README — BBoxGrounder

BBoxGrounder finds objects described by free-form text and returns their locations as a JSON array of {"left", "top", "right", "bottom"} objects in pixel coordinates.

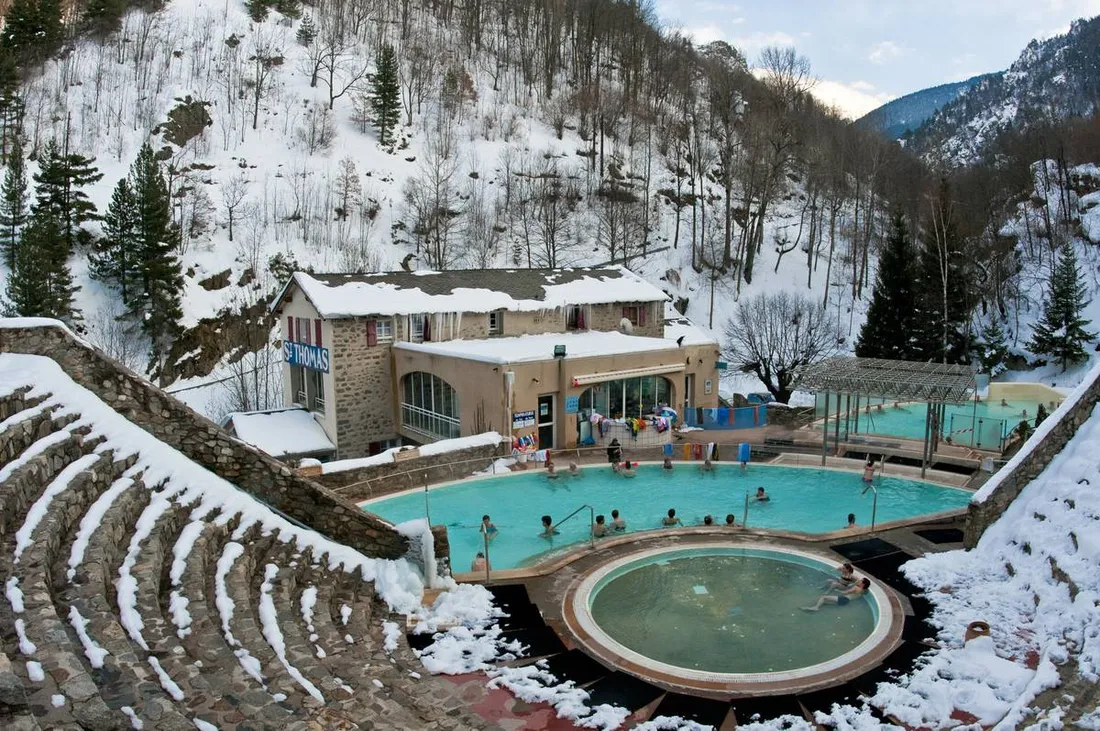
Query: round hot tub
[{"left": 565, "top": 544, "right": 899, "bottom": 692}]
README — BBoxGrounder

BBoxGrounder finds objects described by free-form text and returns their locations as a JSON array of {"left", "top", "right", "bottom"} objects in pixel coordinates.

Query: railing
[
  {"left": 551, "top": 504, "right": 597, "bottom": 549},
  {"left": 400, "top": 402, "right": 461, "bottom": 440},
  {"left": 682, "top": 405, "right": 769, "bottom": 430}
]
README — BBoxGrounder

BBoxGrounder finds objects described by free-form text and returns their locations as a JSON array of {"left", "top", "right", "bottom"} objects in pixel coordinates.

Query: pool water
[
  {"left": 842, "top": 399, "right": 1043, "bottom": 445},
  {"left": 364, "top": 464, "right": 971, "bottom": 570},
  {"left": 588, "top": 549, "right": 876, "bottom": 674}
]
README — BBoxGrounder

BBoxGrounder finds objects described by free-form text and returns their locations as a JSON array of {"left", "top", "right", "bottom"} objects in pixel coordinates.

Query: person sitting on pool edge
[
  {"left": 662, "top": 508, "right": 682, "bottom": 527},
  {"left": 592, "top": 514, "right": 610, "bottom": 537},
  {"left": 539, "top": 514, "right": 559, "bottom": 538},
  {"left": 845, "top": 513, "right": 857, "bottom": 529},
  {"left": 611, "top": 509, "right": 626, "bottom": 531},
  {"left": 480, "top": 515, "right": 498, "bottom": 540},
  {"left": 802, "top": 578, "right": 871, "bottom": 611},
  {"left": 621, "top": 460, "right": 636, "bottom": 477},
  {"left": 662, "top": 456, "right": 673, "bottom": 470},
  {"left": 754, "top": 487, "right": 770, "bottom": 502},
  {"left": 825, "top": 562, "right": 857, "bottom": 590},
  {"left": 725, "top": 514, "right": 737, "bottom": 527}
]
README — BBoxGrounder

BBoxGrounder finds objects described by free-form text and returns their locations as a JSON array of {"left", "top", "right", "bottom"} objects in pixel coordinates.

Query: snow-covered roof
[
  {"left": 394, "top": 331, "right": 682, "bottom": 365},
  {"left": 223, "top": 407, "right": 336, "bottom": 458},
  {"left": 664, "top": 316, "right": 718, "bottom": 347},
  {"left": 273, "top": 267, "right": 670, "bottom": 319},
  {"left": 326, "top": 432, "right": 505, "bottom": 475}
]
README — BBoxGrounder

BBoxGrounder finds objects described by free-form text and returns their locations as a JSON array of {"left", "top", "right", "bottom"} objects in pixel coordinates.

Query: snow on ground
[
  {"left": 259, "top": 563, "right": 325, "bottom": 702},
  {"left": 322, "top": 432, "right": 504, "bottom": 474}
]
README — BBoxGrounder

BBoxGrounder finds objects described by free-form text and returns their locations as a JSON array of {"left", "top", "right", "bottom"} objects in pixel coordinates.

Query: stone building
[{"left": 271, "top": 267, "right": 721, "bottom": 459}]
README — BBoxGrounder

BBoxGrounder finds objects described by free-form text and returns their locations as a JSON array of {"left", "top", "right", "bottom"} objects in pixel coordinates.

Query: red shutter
[
  {"left": 577, "top": 307, "right": 586, "bottom": 330},
  {"left": 640, "top": 305, "right": 647, "bottom": 326},
  {"left": 303, "top": 318, "right": 311, "bottom": 345},
  {"left": 286, "top": 316, "right": 293, "bottom": 343},
  {"left": 314, "top": 319, "right": 322, "bottom": 347},
  {"left": 366, "top": 320, "right": 377, "bottom": 346}
]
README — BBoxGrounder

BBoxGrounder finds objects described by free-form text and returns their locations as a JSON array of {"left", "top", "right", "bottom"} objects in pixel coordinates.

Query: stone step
[{"left": 0, "top": 427, "right": 89, "bottom": 538}]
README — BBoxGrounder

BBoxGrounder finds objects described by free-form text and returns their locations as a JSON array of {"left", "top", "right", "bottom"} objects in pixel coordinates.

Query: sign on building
[
  {"left": 284, "top": 341, "right": 331, "bottom": 373},
  {"left": 564, "top": 395, "right": 580, "bottom": 414},
  {"left": 513, "top": 410, "right": 536, "bottom": 429}
]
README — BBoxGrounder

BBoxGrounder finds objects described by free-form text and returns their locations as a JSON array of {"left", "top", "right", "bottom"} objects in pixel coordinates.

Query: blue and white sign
[
  {"left": 564, "top": 395, "right": 580, "bottom": 414},
  {"left": 283, "top": 341, "right": 331, "bottom": 373},
  {"left": 513, "top": 410, "right": 536, "bottom": 429}
]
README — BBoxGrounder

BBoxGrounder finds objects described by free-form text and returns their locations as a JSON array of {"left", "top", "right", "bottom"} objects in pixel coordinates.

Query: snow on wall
[{"left": 321, "top": 432, "right": 505, "bottom": 475}]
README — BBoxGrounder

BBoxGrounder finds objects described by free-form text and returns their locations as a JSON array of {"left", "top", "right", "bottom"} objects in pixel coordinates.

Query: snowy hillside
[
  {"left": 856, "top": 74, "right": 990, "bottom": 140},
  {"left": 910, "top": 16, "right": 1100, "bottom": 165}
]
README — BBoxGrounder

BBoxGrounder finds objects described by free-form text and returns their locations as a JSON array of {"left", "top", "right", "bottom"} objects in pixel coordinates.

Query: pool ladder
[{"left": 479, "top": 504, "right": 595, "bottom": 583}]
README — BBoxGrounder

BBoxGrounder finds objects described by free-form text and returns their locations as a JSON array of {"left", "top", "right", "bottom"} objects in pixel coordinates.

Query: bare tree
[
  {"left": 721, "top": 291, "right": 837, "bottom": 403},
  {"left": 403, "top": 130, "right": 462, "bottom": 269},
  {"left": 221, "top": 171, "right": 250, "bottom": 242},
  {"left": 332, "top": 157, "right": 362, "bottom": 221},
  {"left": 247, "top": 28, "right": 284, "bottom": 130},
  {"left": 316, "top": 19, "right": 371, "bottom": 110}
]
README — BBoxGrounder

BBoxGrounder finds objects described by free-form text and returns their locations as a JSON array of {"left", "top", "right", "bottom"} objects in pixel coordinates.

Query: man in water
[
  {"left": 701, "top": 515, "right": 714, "bottom": 526},
  {"left": 700, "top": 458, "right": 714, "bottom": 473},
  {"left": 825, "top": 563, "right": 857, "bottom": 590},
  {"left": 611, "top": 509, "right": 626, "bottom": 532},
  {"left": 662, "top": 457, "right": 674, "bottom": 470},
  {"left": 539, "top": 514, "right": 559, "bottom": 538},
  {"left": 725, "top": 514, "right": 737, "bottom": 527},
  {"left": 471, "top": 552, "right": 489, "bottom": 572},
  {"left": 568, "top": 462, "right": 580, "bottom": 476},
  {"left": 845, "top": 513, "right": 857, "bottom": 529},
  {"left": 802, "top": 578, "right": 871, "bottom": 611},
  {"left": 546, "top": 461, "right": 561, "bottom": 479},
  {"left": 592, "top": 514, "right": 610, "bottom": 537},
  {"left": 606, "top": 438, "right": 622, "bottom": 467},
  {"left": 479, "top": 515, "right": 498, "bottom": 541},
  {"left": 754, "top": 487, "right": 770, "bottom": 502},
  {"left": 662, "top": 508, "right": 682, "bottom": 527}
]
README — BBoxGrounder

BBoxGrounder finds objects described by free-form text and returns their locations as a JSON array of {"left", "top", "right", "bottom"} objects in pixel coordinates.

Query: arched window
[
  {"left": 401, "top": 372, "right": 460, "bottom": 440},
  {"left": 579, "top": 376, "right": 673, "bottom": 419}
]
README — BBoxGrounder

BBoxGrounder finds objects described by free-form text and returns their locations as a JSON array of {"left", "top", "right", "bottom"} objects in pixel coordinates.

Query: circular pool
[{"left": 566, "top": 544, "right": 896, "bottom": 690}]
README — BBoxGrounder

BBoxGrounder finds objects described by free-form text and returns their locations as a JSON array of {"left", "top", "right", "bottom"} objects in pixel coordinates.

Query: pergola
[{"left": 795, "top": 356, "right": 978, "bottom": 477}]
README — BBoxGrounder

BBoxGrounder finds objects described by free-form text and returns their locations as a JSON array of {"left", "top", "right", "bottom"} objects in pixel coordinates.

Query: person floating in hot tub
[
  {"left": 802, "top": 578, "right": 871, "bottom": 611},
  {"left": 479, "top": 515, "right": 498, "bottom": 541},
  {"left": 754, "top": 487, "right": 770, "bottom": 502}
]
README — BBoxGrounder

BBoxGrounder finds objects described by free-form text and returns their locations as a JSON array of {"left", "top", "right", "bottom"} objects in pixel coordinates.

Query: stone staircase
[{"left": 0, "top": 373, "right": 492, "bottom": 730}]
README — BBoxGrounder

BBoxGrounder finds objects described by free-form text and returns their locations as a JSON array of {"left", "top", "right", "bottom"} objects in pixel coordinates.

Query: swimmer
[
  {"left": 755, "top": 487, "right": 770, "bottom": 502},
  {"left": 471, "top": 552, "right": 489, "bottom": 572},
  {"left": 662, "top": 457, "right": 673, "bottom": 470},
  {"left": 725, "top": 514, "right": 737, "bottom": 527},
  {"left": 702, "top": 514, "right": 714, "bottom": 526},
  {"left": 1000, "top": 398, "right": 1008, "bottom": 408},
  {"left": 546, "top": 461, "right": 561, "bottom": 479},
  {"left": 621, "top": 460, "right": 636, "bottom": 477},
  {"left": 479, "top": 514, "right": 498, "bottom": 541},
  {"left": 539, "top": 514, "right": 559, "bottom": 538},
  {"left": 846, "top": 512, "right": 857, "bottom": 529},
  {"left": 611, "top": 509, "right": 626, "bottom": 531},
  {"left": 802, "top": 578, "right": 871, "bottom": 611},
  {"left": 1021, "top": 408, "right": 1028, "bottom": 419},
  {"left": 592, "top": 514, "right": 610, "bottom": 538},
  {"left": 825, "top": 562, "right": 857, "bottom": 590},
  {"left": 662, "top": 508, "right": 682, "bottom": 527},
  {"left": 568, "top": 461, "right": 580, "bottom": 476},
  {"left": 701, "top": 458, "right": 714, "bottom": 473},
  {"left": 876, "top": 403, "right": 884, "bottom": 412}
]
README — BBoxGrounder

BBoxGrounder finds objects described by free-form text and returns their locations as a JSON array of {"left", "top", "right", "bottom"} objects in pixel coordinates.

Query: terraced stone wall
[{"left": 0, "top": 323, "right": 409, "bottom": 560}]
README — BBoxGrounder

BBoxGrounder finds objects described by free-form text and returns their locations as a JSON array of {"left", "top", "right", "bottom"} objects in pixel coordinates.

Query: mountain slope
[
  {"left": 910, "top": 16, "right": 1100, "bottom": 165},
  {"left": 857, "top": 74, "right": 991, "bottom": 139}
]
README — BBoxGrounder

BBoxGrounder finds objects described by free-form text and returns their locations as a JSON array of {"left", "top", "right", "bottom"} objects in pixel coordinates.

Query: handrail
[
  {"left": 552, "top": 503, "right": 596, "bottom": 549},
  {"left": 861, "top": 481, "right": 879, "bottom": 531}
]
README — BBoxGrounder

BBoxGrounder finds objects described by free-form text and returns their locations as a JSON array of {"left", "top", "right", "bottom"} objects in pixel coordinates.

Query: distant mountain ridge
[
  {"left": 908, "top": 15, "right": 1100, "bottom": 166},
  {"left": 857, "top": 75, "right": 992, "bottom": 139}
]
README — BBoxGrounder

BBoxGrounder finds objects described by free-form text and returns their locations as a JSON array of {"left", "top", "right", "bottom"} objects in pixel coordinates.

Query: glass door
[{"left": 538, "top": 394, "right": 555, "bottom": 449}]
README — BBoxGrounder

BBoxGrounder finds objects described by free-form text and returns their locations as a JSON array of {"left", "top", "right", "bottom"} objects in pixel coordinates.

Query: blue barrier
[{"left": 683, "top": 405, "right": 769, "bottom": 430}]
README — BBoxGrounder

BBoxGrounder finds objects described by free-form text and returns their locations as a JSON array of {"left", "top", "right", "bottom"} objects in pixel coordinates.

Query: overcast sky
[{"left": 655, "top": 0, "right": 1100, "bottom": 119}]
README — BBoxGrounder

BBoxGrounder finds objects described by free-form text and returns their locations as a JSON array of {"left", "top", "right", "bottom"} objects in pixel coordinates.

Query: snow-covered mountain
[
  {"left": 857, "top": 74, "right": 991, "bottom": 140},
  {"left": 910, "top": 15, "right": 1100, "bottom": 166}
]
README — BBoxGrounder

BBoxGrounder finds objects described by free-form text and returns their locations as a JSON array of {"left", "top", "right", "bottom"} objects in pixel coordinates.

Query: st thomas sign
[{"left": 284, "top": 342, "right": 331, "bottom": 373}]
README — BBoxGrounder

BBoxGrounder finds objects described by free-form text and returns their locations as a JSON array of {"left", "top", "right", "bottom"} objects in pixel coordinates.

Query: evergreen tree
[
  {"left": 246, "top": 0, "right": 269, "bottom": 23},
  {"left": 855, "top": 212, "right": 920, "bottom": 360},
  {"left": 295, "top": 14, "right": 315, "bottom": 46},
  {"left": 83, "top": 0, "right": 128, "bottom": 35},
  {"left": 130, "top": 144, "right": 183, "bottom": 356},
  {"left": 90, "top": 176, "right": 140, "bottom": 307},
  {"left": 370, "top": 44, "right": 401, "bottom": 146},
  {"left": 0, "top": 51, "right": 23, "bottom": 159},
  {"left": 32, "top": 138, "right": 103, "bottom": 255},
  {"left": 1034, "top": 402, "right": 1049, "bottom": 428},
  {"left": 0, "top": 135, "right": 27, "bottom": 272},
  {"left": 2, "top": 0, "right": 61, "bottom": 60},
  {"left": 976, "top": 319, "right": 1009, "bottom": 375},
  {"left": 1029, "top": 242, "right": 1095, "bottom": 370},
  {"left": 913, "top": 180, "right": 973, "bottom": 364},
  {"left": 4, "top": 208, "right": 77, "bottom": 323}
]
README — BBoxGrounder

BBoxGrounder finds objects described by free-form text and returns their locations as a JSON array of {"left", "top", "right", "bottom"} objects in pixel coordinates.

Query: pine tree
[
  {"left": 1034, "top": 402, "right": 1049, "bottom": 427},
  {"left": 976, "top": 319, "right": 1009, "bottom": 375},
  {"left": 295, "top": 14, "right": 315, "bottom": 46},
  {"left": 370, "top": 44, "right": 401, "bottom": 146},
  {"left": 0, "top": 51, "right": 23, "bottom": 159},
  {"left": 0, "top": 135, "right": 27, "bottom": 272},
  {"left": 130, "top": 144, "right": 183, "bottom": 356},
  {"left": 1029, "top": 242, "right": 1095, "bottom": 370},
  {"left": 855, "top": 212, "right": 920, "bottom": 360},
  {"left": 2, "top": 0, "right": 61, "bottom": 60},
  {"left": 32, "top": 138, "right": 103, "bottom": 255},
  {"left": 4, "top": 208, "right": 77, "bottom": 323},
  {"left": 90, "top": 176, "right": 141, "bottom": 307},
  {"left": 246, "top": 0, "right": 269, "bottom": 23},
  {"left": 83, "top": 0, "right": 128, "bottom": 34},
  {"left": 913, "top": 180, "right": 973, "bottom": 364}
]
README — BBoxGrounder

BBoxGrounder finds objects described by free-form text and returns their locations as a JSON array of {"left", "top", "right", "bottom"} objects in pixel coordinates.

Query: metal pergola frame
[{"left": 794, "top": 356, "right": 978, "bottom": 478}]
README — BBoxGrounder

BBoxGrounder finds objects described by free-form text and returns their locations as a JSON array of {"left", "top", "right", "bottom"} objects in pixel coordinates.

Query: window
[
  {"left": 579, "top": 376, "right": 673, "bottom": 419},
  {"left": 488, "top": 311, "right": 504, "bottom": 336},
  {"left": 566, "top": 305, "right": 587, "bottom": 331},
  {"left": 290, "top": 365, "right": 306, "bottom": 406},
  {"left": 307, "top": 369, "right": 325, "bottom": 413},
  {"left": 375, "top": 318, "right": 393, "bottom": 342},
  {"left": 400, "top": 372, "right": 460, "bottom": 440},
  {"left": 621, "top": 305, "right": 647, "bottom": 327},
  {"left": 409, "top": 314, "right": 427, "bottom": 342}
]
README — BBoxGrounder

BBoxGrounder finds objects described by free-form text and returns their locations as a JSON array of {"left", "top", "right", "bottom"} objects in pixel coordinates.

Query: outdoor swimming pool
[
  {"left": 573, "top": 546, "right": 886, "bottom": 681},
  {"left": 846, "top": 399, "right": 1043, "bottom": 445},
  {"left": 363, "top": 464, "right": 972, "bottom": 571}
]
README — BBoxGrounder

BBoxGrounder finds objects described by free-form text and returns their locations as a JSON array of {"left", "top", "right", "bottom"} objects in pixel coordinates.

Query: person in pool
[
  {"left": 802, "top": 578, "right": 871, "bottom": 611},
  {"left": 592, "top": 514, "right": 610, "bottom": 537},
  {"left": 862, "top": 457, "right": 876, "bottom": 483},
  {"left": 662, "top": 508, "right": 682, "bottom": 527},
  {"left": 725, "top": 514, "right": 737, "bottom": 527},
  {"left": 846, "top": 512, "right": 857, "bottom": 529},
  {"left": 701, "top": 514, "right": 714, "bottom": 526},
  {"left": 621, "top": 460, "right": 636, "bottom": 477},
  {"left": 471, "top": 552, "right": 489, "bottom": 572},
  {"left": 546, "top": 461, "right": 561, "bottom": 479},
  {"left": 754, "top": 487, "right": 770, "bottom": 502},
  {"left": 568, "top": 462, "right": 580, "bottom": 477},
  {"left": 662, "top": 457, "right": 674, "bottom": 470},
  {"left": 825, "top": 562, "right": 857, "bottom": 590},
  {"left": 539, "top": 514, "right": 559, "bottom": 538},
  {"left": 700, "top": 458, "right": 714, "bottom": 473},
  {"left": 611, "top": 509, "right": 626, "bottom": 531},
  {"left": 479, "top": 515, "right": 498, "bottom": 541}
]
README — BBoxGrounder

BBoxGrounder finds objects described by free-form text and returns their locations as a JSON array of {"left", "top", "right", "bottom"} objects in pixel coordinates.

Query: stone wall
[
  {"left": 314, "top": 439, "right": 511, "bottom": 501},
  {"left": 331, "top": 318, "right": 395, "bottom": 459},
  {"left": 964, "top": 372, "right": 1100, "bottom": 548},
  {"left": 0, "top": 323, "right": 409, "bottom": 560}
]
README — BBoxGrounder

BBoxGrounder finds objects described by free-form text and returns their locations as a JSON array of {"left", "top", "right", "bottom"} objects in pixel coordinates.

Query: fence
[
  {"left": 947, "top": 412, "right": 1009, "bottom": 451},
  {"left": 682, "top": 405, "right": 768, "bottom": 430}
]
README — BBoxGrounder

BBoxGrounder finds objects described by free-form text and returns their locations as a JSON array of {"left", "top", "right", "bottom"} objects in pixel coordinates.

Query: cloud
[
  {"left": 868, "top": 41, "right": 905, "bottom": 65},
  {"left": 810, "top": 80, "right": 895, "bottom": 120},
  {"left": 685, "top": 24, "right": 727, "bottom": 45},
  {"left": 733, "top": 30, "right": 796, "bottom": 56}
]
